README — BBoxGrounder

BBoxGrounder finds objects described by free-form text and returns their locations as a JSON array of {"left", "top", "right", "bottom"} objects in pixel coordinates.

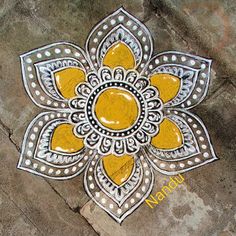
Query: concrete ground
[{"left": 0, "top": 0, "right": 235, "bottom": 235}]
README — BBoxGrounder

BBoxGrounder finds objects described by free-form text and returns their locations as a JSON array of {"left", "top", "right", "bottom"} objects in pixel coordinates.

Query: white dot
[
  {"left": 179, "top": 163, "right": 185, "bottom": 168},
  {"left": 140, "top": 63, "right": 145, "bottom": 68},
  {"left": 74, "top": 52, "right": 80, "bottom": 57},
  {"left": 203, "top": 152, "right": 209, "bottom": 158},
  {"left": 117, "top": 209, "right": 122, "bottom": 214},
  {"left": 200, "top": 80, "right": 204, "bottom": 85},
  {"left": 40, "top": 166, "right": 46, "bottom": 172},
  {"left": 141, "top": 186, "right": 146, "bottom": 192},
  {"left": 190, "top": 60, "right": 195, "bottom": 65},
  {"left": 132, "top": 25, "right": 137, "bottom": 30},
  {"left": 27, "top": 66, "right": 32, "bottom": 71},
  {"left": 33, "top": 163, "right": 38, "bottom": 169},
  {"left": 26, "top": 58, "right": 32, "bottom": 63},
  {"left": 127, "top": 21, "right": 132, "bottom": 26},
  {"left": 130, "top": 198, "right": 135, "bottom": 204},
  {"left": 172, "top": 55, "right": 177, "bottom": 61},
  {"left": 170, "top": 164, "right": 176, "bottom": 169},
  {"left": 89, "top": 183, "right": 94, "bottom": 189},
  {"left": 193, "top": 94, "right": 198, "bottom": 99},
  {"left": 138, "top": 30, "right": 143, "bottom": 36},
  {"left": 101, "top": 198, "right": 106, "bottom": 204},
  {"left": 38, "top": 121, "right": 43, "bottom": 126},
  {"left": 31, "top": 82, "right": 36, "bottom": 88},
  {"left": 187, "top": 101, "right": 191, "bottom": 106},
  {"left": 91, "top": 48, "right": 96, "bottom": 53},
  {"left": 109, "top": 204, "right": 114, "bottom": 209},
  {"left": 93, "top": 38, "right": 98, "bottom": 43},
  {"left": 142, "top": 36, "right": 146, "bottom": 42},
  {"left": 196, "top": 87, "right": 202, "bottom": 93},
  {"left": 110, "top": 19, "right": 116, "bottom": 25},
  {"left": 136, "top": 193, "right": 141, "bottom": 198},
  {"left": 45, "top": 51, "right": 51, "bottom": 56},
  {"left": 160, "top": 163, "right": 166, "bottom": 168},
  {"left": 64, "top": 169, "right": 69, "bottom": 174},
  {"left": 201, "top": 144, "right": 207, "bottom": 149},
  {"left": 196, "top": 130, "right": 201, "bottom": 135},
  {"left": 48, "top": 168, "right": 54, "bottom": 174},
  {"left": 155, "top": 59, "right": 159, "bottom": 64},
  {"left": 201, "top": 64, "right": 206, "bottom": 69},
  {"left": 25, "top": 159, "right": 31, "bottom": 166},
  {"left": 124, "top": 203, "right": 129, "bottom": 208},
  {"left": 201, "top": 73, "right": 207, "bottom": 78},
  {"left": 187, "top": 161, "right": 193, "bottom": 165},
  {"left": 72, "top": 167, "right": 77, "bottom": 172},
  {"left": 199, "top": 136, "right": 204, "bottom": 141},
  {"left": 56, "top": 170, "right": 61, "bottom": 175},
  {"left": 65, "top": 49, "right": 71, "bottom": 54},
  {"left": 84, "top": 156, "right": 88, "bottom": 160},
  {"left": 188, "top": 118, "right": 193, "bottom": 123},
  {"left": 35, "top": 90, "right": 40, "bottom": 96},
  {"left": 163, "top": 56, "right": 168, "bottom": 61},
  {"left": 193, "top": 124, "right": 198, "bottom": 128},
  {"left": 181, "top": 56, "right": 186, "bottom": 62},
  {"left": 37, "top": 53, "right": 42, "bottom": 58},
  {"left": 28, "top": 142, "right": 33, "bottom": 148},
  {"left": 78, "top": 162, "right": 83, "bottom": 167},
  {"left": 95, "top": 192, "right": 100, "bottom": 198},
  {"left": 144, "top": 45, "right": 149, "bottom": 51},
  {"left": 88, "top": 176, "right": 93, "bottom": 181},
  {"left": 195, "top": 158, "right": 201, "bottom": 163},
  {"left": 27, "top": 150, "right": 32, "bottom": 157},
  {"left": 103, "top": 24, "right": 108, "bottom": 30},
  {"left": 55, "top": 48, "right": 61, "bottom": 54},
  {"left": 118, "top": 15, "right": 124, "bottom": 21},
  {"left": 30, "top": 134, "right": 36, "bottom": 140},
  {"left": 145, "top": 178, "right": 149, "bottom": 184},
  {"left": 145, "top": 170, "right": 150, "bottom": 176}
]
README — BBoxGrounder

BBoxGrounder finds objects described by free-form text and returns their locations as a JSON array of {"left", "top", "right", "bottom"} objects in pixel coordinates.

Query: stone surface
[{"left": 0, "top": 128, "right": 98, "bottom": 236}]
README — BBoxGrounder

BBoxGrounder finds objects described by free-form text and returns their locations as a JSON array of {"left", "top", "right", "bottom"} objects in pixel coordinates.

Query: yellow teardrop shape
[
  {"left": 55, "top": 68, "right": 85, "bottom": 99},
  {"left": 150, "top": 73, "right": 181, "bottom": 103},
  {"left": 151, "top": 118, "right": 183, "bottom": 149},
  {"left": 102, "top": 154, "right": 134, "bottom": 186},
  {"left": 51, "top": 123, "right": 84, "bottom": 153},
  {"left": 103, "top": 42, "right": 135, "bottom": 69}
]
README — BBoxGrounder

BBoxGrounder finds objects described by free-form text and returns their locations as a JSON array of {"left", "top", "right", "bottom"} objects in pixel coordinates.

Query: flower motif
[{"left": 18, "top": 8, "right": 218, "bottom": 223}]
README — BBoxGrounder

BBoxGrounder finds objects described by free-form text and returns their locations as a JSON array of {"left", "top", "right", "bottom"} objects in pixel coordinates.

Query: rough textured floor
[{"left": 0, "top": 0, "right": 235, "bottom": 235}]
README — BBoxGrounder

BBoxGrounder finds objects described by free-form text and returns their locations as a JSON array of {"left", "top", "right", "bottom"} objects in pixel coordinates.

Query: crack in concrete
[
  {"left": 46, "top": 180, "right": 100, "bottom": 235},
  {"left": 0, "top": 118, "right": 99, "bottom": 234}
]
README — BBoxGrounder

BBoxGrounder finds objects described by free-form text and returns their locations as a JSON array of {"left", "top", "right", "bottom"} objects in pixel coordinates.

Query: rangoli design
[{"left": 18, "top": 8, "right": 218, "bottom": 223}]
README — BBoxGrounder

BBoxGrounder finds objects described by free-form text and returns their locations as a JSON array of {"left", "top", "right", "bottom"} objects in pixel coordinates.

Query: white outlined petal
[
  {"left": 84, "top": 154, "right": 154, "bottom": 223},
  {"left": 18, "top": 111, "right": 93, "bottom": 179},
  {"left": 145, "top": 109, "right": 218, "bottom": 175},
  {"left": 20, "top": 42, "right": 92, "bottom": 110},
  {"left": 143, "top": 51, "right": 212, "bottom": 109},
  {"left": 86, "top": 7, "right": 153, "bottom": 72}
]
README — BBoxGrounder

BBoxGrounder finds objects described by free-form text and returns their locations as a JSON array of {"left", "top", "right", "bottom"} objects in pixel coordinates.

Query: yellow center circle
[{"left": 94, "top": 88, "right": 139, "bottom": 130}]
